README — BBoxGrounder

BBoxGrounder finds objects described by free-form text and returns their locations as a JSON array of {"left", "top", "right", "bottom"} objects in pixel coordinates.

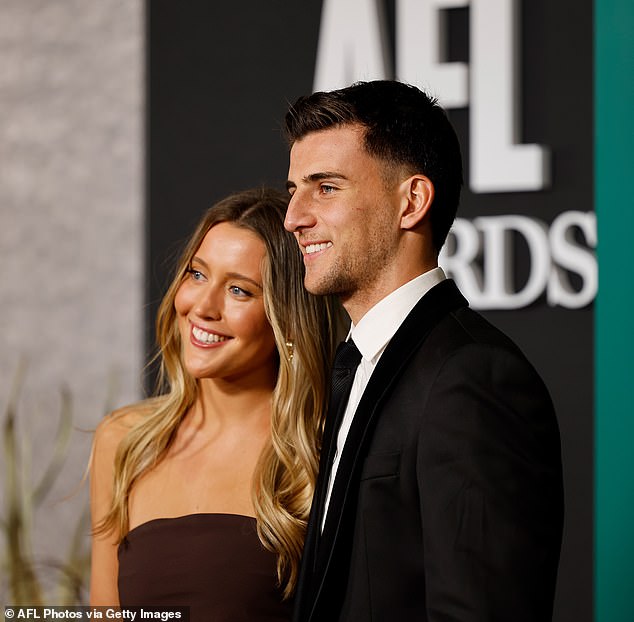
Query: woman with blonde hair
[{"left": 90, "top": 188, "right": 340, "bottom": 620}]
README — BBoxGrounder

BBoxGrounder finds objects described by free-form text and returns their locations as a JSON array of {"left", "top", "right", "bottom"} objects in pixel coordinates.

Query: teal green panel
[{"left": 595, "top": 0, "right": 634, "bottom": 621}]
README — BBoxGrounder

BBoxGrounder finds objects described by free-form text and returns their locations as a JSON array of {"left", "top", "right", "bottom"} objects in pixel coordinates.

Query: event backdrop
[
  {"left": 0, "top": 0, "right": 143, "bottom": 600},
  {"left": 147, "top": 1, "right": 633, "bottom": 621},
  {"left": 147, "top": 1, "right": 594, "bottom": 621}
]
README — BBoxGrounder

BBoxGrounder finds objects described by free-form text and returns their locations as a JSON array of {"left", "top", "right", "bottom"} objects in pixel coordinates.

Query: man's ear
[{"left": 399, "top": 175, "right": 434, "bottom": 230}]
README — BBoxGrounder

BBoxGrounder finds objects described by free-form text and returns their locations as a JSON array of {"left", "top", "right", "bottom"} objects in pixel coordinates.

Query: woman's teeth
[{"left": 193, "top": 326, "right": 228, "bottom": 344}]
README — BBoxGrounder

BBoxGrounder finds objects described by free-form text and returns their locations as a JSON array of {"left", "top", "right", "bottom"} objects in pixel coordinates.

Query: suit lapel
[
  {"left": 308, "top": 280, "right": 467, "bottom": 611},
  {"left": 292, "top": 333, "right": 362, "bottom": 617}
]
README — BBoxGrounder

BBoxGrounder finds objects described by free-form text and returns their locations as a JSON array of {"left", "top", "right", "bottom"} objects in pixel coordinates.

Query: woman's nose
[{"left": 192, "top": 285, "right": 222, "bottom": 320}]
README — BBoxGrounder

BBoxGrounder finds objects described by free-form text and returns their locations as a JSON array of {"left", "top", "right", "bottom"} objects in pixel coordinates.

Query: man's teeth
[
  {"left": 305, "top": 242, "right": 333, "bottom": 255},
  {"left": 192, "top": 326, "right": 228, "bottom": 344}
]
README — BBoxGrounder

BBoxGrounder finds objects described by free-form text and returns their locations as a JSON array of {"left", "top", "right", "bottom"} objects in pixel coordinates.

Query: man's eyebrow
[{"left": 286, "top": 172, "right": 349, "bottom": 190}]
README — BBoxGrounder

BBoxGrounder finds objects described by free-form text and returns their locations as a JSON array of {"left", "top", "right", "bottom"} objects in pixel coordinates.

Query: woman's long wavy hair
[{"left": 97, "top": 187, "right": 341, "bottom": 598}]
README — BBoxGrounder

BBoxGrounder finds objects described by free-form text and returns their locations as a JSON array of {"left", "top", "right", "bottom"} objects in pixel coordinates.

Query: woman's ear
[{"left": 399, "top": 175, "right": 435, "bottom": 230}]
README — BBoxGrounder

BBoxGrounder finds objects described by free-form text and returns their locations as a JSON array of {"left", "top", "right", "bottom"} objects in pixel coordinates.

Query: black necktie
[
  {"left": 314, "top": 339, "right": 362, "bottom": 534},
  {"left": 311, "top": 339, "right": 362, "bottom": 547},
  {"left": 328, "top": 339, "right": 362, "bottom": 440}
]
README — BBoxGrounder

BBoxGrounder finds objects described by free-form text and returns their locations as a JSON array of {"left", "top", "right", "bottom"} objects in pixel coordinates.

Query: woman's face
[{"left": 174, "top": 222, "right": 277, "bottom": 386}]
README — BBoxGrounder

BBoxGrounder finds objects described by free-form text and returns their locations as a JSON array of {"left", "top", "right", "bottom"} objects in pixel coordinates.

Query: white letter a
[{"left": 314, "top": 0, "right": 390, "bottom": 92}]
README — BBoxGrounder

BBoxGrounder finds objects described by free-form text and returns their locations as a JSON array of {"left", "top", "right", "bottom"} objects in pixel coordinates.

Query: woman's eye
[
  {"left": 186, "top": 268, "right": 205, "bottom": 281},
  {"left": 229, "top": 286, "right": 251, "bottom": 297}
]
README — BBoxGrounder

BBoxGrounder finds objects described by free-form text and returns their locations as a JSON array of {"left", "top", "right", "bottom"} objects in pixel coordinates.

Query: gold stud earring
[{"left": 285, "top": 340, "right": 294, "bottom": 361}]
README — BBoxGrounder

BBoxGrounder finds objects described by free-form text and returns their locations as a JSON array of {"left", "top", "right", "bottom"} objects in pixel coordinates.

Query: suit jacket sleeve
[{"left": 417, "top": 340, "right": 564, "bottom": 621}]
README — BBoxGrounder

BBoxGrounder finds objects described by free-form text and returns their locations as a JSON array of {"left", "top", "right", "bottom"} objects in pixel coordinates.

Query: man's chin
[
  {"left": 303, "top": 280, "right": 327, "bottom": 296},
  {"left": 303, "top": 273, "right": 351, "bottom": 298},
  {"left": 303, "top": 274, "right": 331, "bottom": 296}
]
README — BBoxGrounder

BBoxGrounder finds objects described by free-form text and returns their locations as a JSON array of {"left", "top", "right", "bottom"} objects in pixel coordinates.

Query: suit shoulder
[
  {"left": 415, "top": 307, "right": 550, "bottom": 396},
  {"left": 433, "top": 307, "right": 532, "bottom": 363}
]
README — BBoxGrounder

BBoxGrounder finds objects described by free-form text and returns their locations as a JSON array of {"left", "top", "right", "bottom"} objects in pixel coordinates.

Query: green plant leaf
[{"left": 32, "top": 385, "right": 73, "bottom": 507}]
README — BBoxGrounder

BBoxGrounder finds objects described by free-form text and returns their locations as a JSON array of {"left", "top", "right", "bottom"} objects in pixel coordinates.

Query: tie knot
[{"left": 333, "top": 339, "right": 362, "bottom": 371}]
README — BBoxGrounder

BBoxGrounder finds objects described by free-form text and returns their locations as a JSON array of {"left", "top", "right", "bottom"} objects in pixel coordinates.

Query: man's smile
[{"left": 305, "top": 242, "right": 333, "bottom": 255}]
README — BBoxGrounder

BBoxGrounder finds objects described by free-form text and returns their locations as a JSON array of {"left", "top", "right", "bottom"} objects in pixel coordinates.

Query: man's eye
[{"left": 321, "top": 185, "right": 336, "bottom": 194}]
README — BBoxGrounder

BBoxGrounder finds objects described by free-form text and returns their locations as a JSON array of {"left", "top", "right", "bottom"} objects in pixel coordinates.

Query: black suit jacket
[{"left": 293, "top": 280, "right": 564, "bottom": 622}]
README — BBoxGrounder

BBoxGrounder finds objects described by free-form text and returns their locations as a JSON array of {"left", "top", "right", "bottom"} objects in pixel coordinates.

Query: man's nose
[{"left": 284, "top": 190, "right": 312, "bottom": 232}]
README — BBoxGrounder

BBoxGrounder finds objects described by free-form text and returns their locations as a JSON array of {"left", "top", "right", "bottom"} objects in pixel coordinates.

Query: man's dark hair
[{"left": 284, "top": 80, "right": 463, "bottom": 253}]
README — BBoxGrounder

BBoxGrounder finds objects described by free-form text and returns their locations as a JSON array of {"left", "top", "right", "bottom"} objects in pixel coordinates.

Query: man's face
[{"left": 284, "top": 124, "right": 403, "bottom": 314}]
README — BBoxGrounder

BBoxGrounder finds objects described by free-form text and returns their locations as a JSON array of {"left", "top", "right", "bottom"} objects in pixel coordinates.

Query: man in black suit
[{"left": 283, "top": 80, "right": 564, "bottom": 622}]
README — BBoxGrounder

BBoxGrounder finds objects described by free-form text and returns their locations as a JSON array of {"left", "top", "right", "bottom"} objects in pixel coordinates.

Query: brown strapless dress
[{"left": 117, "top": 513, "right": 292, "bottom": 621}]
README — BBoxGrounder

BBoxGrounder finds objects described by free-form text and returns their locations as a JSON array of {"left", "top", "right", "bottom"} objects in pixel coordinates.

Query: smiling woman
[
  {"left": 175, "top": 223, "right": 276, "bottom": 384},
  {"left": 88, "top": 188, "right": 341, "bottom": 620}
]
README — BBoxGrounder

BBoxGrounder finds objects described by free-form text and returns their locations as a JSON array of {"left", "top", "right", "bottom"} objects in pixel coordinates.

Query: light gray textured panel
[{"left": 0, "top": 0, "right": 143, "bottom": 598}]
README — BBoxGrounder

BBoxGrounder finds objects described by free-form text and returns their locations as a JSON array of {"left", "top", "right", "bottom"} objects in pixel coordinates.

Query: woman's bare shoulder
[{"left": 94, "top": 398, "right": 160, "bottom": 455}]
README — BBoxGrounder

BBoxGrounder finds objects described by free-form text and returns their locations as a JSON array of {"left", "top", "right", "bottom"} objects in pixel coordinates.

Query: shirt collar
[{"left": 348, "top": 267, "right": 447, "bottom": 364}]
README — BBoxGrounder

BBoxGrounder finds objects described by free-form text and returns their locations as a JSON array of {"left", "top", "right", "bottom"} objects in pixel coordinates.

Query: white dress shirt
[{"left": 322, "top": 267, "right": 447, "bottom": 528}]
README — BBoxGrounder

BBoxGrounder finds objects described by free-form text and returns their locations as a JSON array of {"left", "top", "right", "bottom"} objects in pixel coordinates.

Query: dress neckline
[{"left": 124, "top": 512, "right": 256, "bottom": 540}]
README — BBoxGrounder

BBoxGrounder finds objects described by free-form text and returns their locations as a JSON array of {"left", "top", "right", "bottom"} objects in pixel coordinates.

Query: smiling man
[{"left": 284, "top": 80, "right": 564, "bottom": 622}]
